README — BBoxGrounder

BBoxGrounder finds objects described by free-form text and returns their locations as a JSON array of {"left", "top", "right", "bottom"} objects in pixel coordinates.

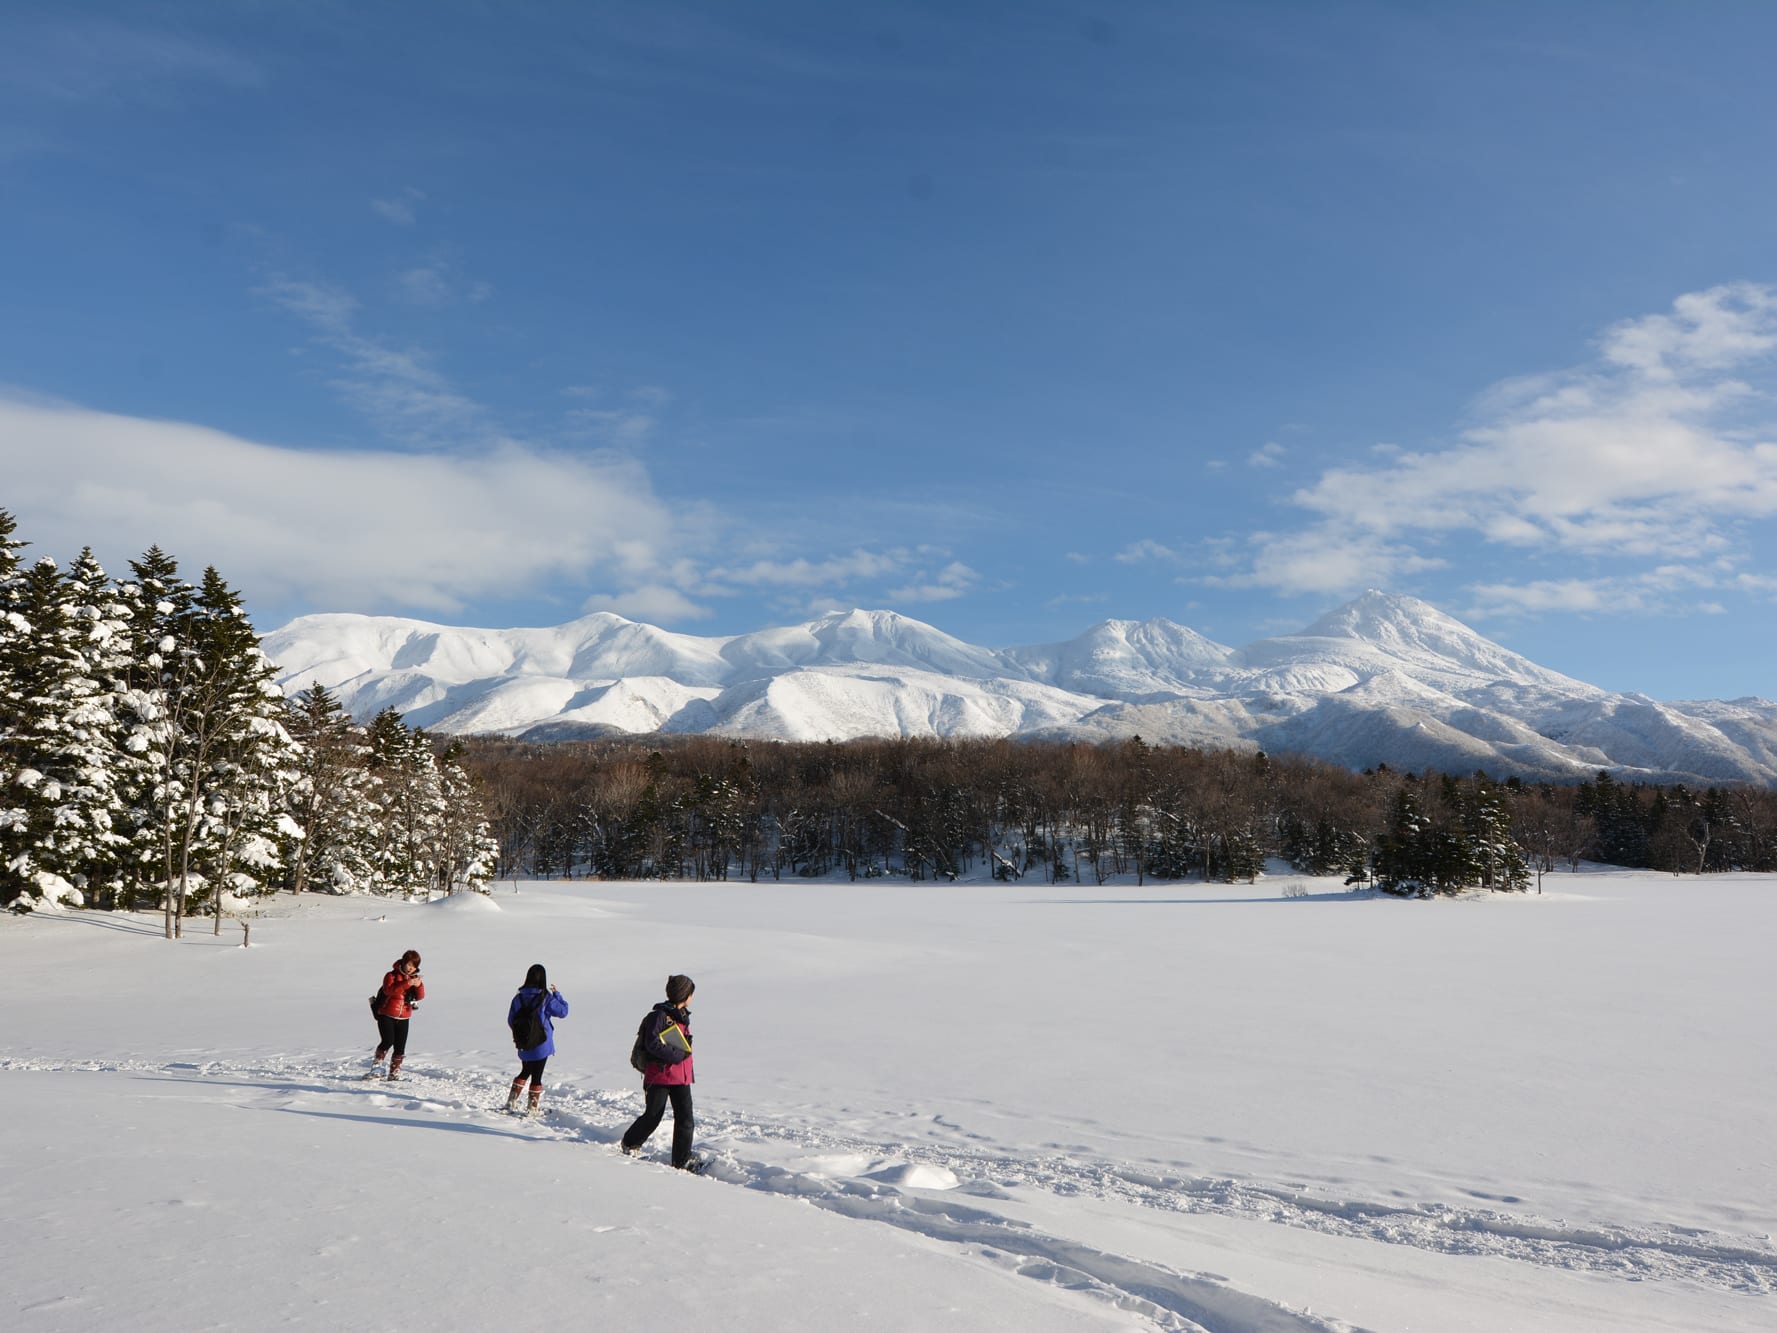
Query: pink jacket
[{"left": 641, "top": 1004, "right": 694, "bottom": 1086}]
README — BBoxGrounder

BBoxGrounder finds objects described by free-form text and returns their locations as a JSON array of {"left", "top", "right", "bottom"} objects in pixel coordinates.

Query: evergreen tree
[
  {"left": 0, "top": 554, "right": 135, "bottom": 911},
  {"left": 366, "top": 707, "right": 448, "bottom": 895},
  {"left": 62, "top": 548, "right": 143, "bottom": 909},
  {"left": 0, "top": 512, "right": 31, "bottom": 905},
  {"left": 435, "top": 739, "right": 498, "bottom": 892},
  {"left": 115, "top": 546, "right": 198, "bottom": 932},
  {"left": 179, "top": 568, "right": 304, "bottom": 933},
  {"left": 282, "top": 683, "right": 381, "bottom": 894}
]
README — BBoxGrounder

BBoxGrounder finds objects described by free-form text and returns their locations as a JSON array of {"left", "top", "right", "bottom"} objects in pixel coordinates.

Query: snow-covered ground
[{"left": 3, "top": 869, "right": 1773, "bottom": 1332}]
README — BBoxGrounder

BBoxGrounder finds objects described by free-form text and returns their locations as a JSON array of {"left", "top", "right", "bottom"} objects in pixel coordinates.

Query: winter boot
[
  {"left": 505, "top": 1077, "right": 526, "bottom": 1113},
  {"left": 386, "top": 1055, "right": 404, "bottom": 1081},
  {"left": 526, "top": 1084, "right": 543, "bottom": 1118},
  {"left": 366, "top": 1051, "right": 388, "bottom": 1080}
]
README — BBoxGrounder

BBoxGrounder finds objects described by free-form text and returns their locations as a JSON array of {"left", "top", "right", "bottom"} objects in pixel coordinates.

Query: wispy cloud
[
  {"left": 392, "top": 252, "right": 493, "bottom": 309},
  {"left": 709, "top": 549, "right": 906, "bottom": 588},
  {"left": 581, "top": 584, "right": 712, "bottom": 622},
  {"left": 1217, "top": 283, "right": 1777, "bottom": 600},
  {"left": 1, "top": 17, "right": 261, "bottom": 106},
  {"left": 1248, "top": 442, "right": 1286, "bottom": 468},
  {"left": 372, "top": 187, "right": 427, "bottom": 227},
  {"left": 0, "top": 395, "right": 690, "bottom": 620},
  {"left": 396, "top": 266, "right": 453, "bottom": 307},
  {"left": 565, "top": 408, "right": 658, "bottom": 448},
  {"left": 1114, "top": 538, "right": 1179, "bottom": 564},
  {"left": 255, "top": 272, "right": 485, "bottom": 443},
  {"left": 1465, "top": 561, "right": 1757, "bottom": 619},
  {"left": 888, "top": 561, "right": 978, "bottom": 603}
]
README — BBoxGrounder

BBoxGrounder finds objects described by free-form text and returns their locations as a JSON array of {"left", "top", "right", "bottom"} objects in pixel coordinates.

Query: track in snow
[{"left": 10, "top": 1055, "right": 1775, "bottom": 1327}]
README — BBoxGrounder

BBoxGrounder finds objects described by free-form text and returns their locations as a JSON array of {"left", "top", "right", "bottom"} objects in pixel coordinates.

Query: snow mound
[
  {"left": 426, "top": 892, "right": 502, "bottom": 913},
  {"left": 863, "top": 1162, "right": 961, "bottom": 1190}
]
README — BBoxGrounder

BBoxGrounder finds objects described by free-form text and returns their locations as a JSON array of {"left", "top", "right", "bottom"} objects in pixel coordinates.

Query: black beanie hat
[{"left": 665, "top": 973, "right": 695, "bottom": 1004}]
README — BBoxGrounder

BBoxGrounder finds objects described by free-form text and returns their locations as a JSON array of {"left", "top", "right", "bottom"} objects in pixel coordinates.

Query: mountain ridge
[{"left": 261, "top": 592, "right": 1777, "bottom": 785}]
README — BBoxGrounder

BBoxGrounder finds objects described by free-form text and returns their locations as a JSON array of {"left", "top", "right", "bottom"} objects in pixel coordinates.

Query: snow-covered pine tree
[
  {"left": 181, "top": 568, "right": 305, "bottom": 934},
  {"left": 282, "top": 683, "right": 380, "bottom": 894},
  {"left": 0, "top": 511, "right": 30, "bottom": 908},
  {"left": 435, "top": 738, "right": 498, "bottom": 893},
  {"left": 62, "top": 548, "right": 142, "bottom": 910},
  {"left": 0, "top": 553, "right": 138, "bottom": 912},
  {"left": 0, "top": 557, "right": 67, "bottom": 908},
  {"left": 365, "top": 707, "right": 447, "bottom": 897},
  {"left": 115, "top": 546, "right": 199, "bottom": 935},
  {"left": 1464, "top": 781, "right": 1530, "bottom": 893}
]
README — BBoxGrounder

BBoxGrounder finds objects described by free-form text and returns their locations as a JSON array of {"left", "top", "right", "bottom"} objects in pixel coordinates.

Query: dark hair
[
  {"left": 665, "top": 973, "right": 695, "bottom": 1005},
  {"left": 523, "top": 962, "right": 547, "bottom": 990},
  {"left": 400, "top": 949, "right": 421, "bottom": 967}
]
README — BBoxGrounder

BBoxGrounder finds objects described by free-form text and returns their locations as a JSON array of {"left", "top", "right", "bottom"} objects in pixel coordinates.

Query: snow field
[{"left": 3, "top": 870, "right": 1774, "bottom": 1331}]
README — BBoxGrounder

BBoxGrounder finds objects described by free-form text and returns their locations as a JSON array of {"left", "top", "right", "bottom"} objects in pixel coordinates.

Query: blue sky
[{"left": 6, "top": 1, "right": 1777, "bottom": 699}]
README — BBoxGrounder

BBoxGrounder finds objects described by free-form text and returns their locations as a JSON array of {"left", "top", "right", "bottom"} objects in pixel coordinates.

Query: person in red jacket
[
  {"left": 620, "top": 974, "right": 701, "bottom": 1171},
  {"left": 370, "top": 949, "right": 425, "bottom": 1080}
]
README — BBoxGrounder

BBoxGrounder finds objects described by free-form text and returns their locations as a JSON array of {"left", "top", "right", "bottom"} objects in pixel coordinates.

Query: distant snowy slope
[
  {"left": 1234, "top": 591, "right": 1603, "bottom": 700},
  {"left": 1004, "top": 617, "right": 1236, "bottom": 699},
  {"left": 260, "top": 593, "right": 1777, "bottom": 783}
]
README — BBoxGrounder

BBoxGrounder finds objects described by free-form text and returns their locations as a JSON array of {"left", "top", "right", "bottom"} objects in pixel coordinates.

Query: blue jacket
[{"left": 508, "top": 986, "right": 570, "bottom": 1061}]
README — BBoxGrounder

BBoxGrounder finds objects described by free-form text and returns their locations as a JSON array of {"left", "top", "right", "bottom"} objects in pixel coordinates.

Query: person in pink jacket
[
  {"left": 620, "top": 974, "right": 701, "bottom": 1170},
  {"left": 370, "top": 949, "right": 425, "bottom": 1080}
]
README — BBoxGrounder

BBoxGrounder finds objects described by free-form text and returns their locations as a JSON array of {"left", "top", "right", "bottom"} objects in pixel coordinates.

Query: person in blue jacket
[{"left": 506, "top": 962, "right": 569, "bottom": 1116}]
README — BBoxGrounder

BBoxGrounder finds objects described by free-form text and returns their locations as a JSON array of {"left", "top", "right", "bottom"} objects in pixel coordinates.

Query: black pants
[
  {"left": 518, "top": 1057, "right": 548, "bottom": 1085},
  {"left": 375, "top": 1015, "right": 409, "bottom": 1058},
  {"left": 622, "top": 1084, "right": 694, "bottom": 1167}
]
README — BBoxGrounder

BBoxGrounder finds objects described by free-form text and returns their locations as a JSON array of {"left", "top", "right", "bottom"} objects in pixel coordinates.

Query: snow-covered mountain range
[{"left": 261, "top": 592, "right": 1777, "bottom": 784}]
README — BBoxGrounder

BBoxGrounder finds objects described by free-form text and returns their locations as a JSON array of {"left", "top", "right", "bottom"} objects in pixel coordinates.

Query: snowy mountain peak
[
  {"left": 259, "top": 596, "right": 1777, "bottom": 785},
  {"left": 1302, "top": 590, "right": 1474, "bottom": 646},
  {"left": 1261, "top": 590, "right": 1590, "bottom": 694}
]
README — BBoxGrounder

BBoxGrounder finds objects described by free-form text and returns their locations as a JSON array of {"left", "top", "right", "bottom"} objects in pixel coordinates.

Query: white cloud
[
  {"left": 565, "top": 408, "right": 657, "bottom": 448},
  {"left": 1199, "top": 530, "right": 1444, "bottom": 595},
  {"left": 396, "top": 266, "right": 453, "bottom": 307},
  {"left": 888, "top": 561, "right": 978, "bottom": 604},
  {"left": 1044, "top": 591, "right": 1107, "bottom": 609},
  {"left": 581, "top": 584, "right": 711, "bottom": 622},
  {"left": 1114, "top": 538, "right": 1178, "bottom": 565},
  {"left": 1463, "top": 563, "right": 1744, "bottom": 619},
  {"left": 709, "top": 549, "right": 906, "bottom": 588},
  {"left": 372, "top": 188, "right": 426, "bottom": 227},
  {"left": 0, "top": 396, "right": 688, "bottom": 620},
  {"left": 1231, "top": 283, "right": 1777, "bottom": 596},
  {"left": 0, "top": 18, "right": 261, "bottom": 104},
  {"left": 255, "top": 273, "right": 484, "bottom": 442},
  {"left": 1248, "top": 442, "right": 1285, "bottom": 468}
]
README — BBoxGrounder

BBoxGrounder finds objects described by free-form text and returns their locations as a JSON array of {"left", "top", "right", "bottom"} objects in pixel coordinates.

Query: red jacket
[
  {"left": 641, "top": 1003, "right": 694, "bottom": 1086},
  {"left": 375, "top": 967, "right": 425, "bottom": 1019}
]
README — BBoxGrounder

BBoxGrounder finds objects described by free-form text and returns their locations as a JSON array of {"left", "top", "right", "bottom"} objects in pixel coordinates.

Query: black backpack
[
  {"left": 628, "top": 1011, "right": 653, "bottom": 1074},
  {"left": 511, "top": 992, "right": 548, "bottom": 1050}
]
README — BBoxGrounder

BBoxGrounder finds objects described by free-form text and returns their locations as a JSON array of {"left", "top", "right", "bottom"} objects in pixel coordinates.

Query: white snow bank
[
  {"left": 425, "top": 890, "right": 502, "bottom": 913},
  {"left": 863, "top": 1161, "right": 961, "bottom": 1190}
]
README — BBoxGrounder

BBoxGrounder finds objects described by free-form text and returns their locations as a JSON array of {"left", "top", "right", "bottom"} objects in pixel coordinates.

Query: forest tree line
[
  {"left": 0, "top": 511, "right": 496, "bottom": 929},
  {"left": 8, "top": 505, "right": 1775, "bottom": 918},
  {"left": 460, "top": 730, "right": 1777, "bottom": 895}
]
